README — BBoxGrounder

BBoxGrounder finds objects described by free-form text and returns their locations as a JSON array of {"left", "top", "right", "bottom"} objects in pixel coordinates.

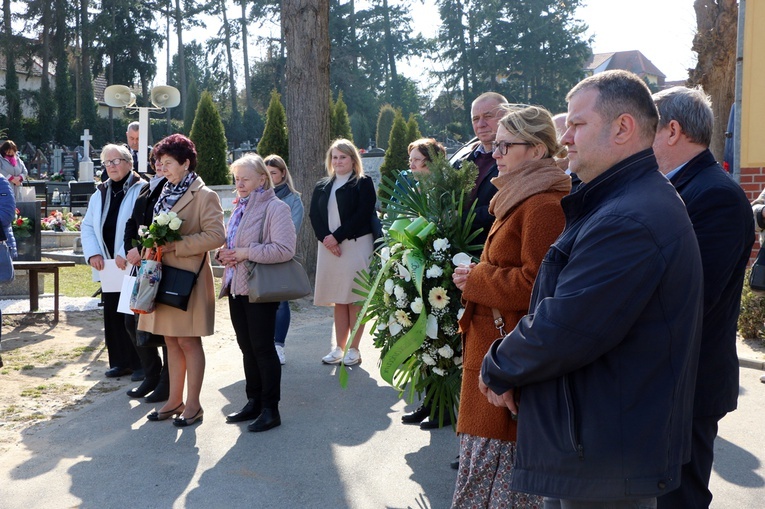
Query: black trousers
[
  {"left": 657, "top": 413, "right": 724, "bottom": 509},
  {"left": 228, "top": 296, "right": 281, "bottom": 408},
  {"left": 124, "top": 313, "right": 164, "bottom": 380},
  {"left": 103, "top": 292, "right": 141, "bottom": 370}
]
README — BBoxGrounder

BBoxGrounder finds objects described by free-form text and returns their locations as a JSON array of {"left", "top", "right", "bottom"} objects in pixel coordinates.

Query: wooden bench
[{"left": 12, "top": 260, "right": 76, "bottom": 322}]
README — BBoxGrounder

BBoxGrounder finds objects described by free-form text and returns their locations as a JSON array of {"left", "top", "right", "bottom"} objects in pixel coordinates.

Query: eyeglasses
[
  {"left": 408, "top": 157, "right": 426, "bottom": 165},
  {"left": 491, "top": 140, "right": 532, "bottom": 155},
  {"left": 104, "top": 158, "right": 128, "bottom": 167}
]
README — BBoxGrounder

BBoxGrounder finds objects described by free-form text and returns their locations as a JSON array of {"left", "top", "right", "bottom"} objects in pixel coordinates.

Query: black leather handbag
[
  {"left": 749, "top": 247, "right": 765, "bottom": 295},
  {"left": 156, "top": 254, "right": 207, "bottom": 311}
]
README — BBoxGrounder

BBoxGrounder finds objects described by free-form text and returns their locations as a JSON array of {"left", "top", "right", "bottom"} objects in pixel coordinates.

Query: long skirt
[{"left": 452, "top": 433, "right": 542, "bottom": 509}]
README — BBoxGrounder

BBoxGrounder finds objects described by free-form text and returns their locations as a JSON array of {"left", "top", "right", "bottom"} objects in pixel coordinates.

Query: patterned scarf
[
  {"left": 223, "top": 195, "right": 251, "bottom": 289},
  {"left": 154, "top": 171, "right": 198, "bottom": 214}
]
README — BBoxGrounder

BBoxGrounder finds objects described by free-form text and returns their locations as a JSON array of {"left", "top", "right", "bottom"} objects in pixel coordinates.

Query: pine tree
[
  {"left": 183, "top": 81, "right": 200, "bottom": 135},
  {"left": 242, "top": 106, "right": 264, "bottom": 146},
  {"left": 405, "top": 114, "right": 422, "bottom": 144},
  {"left": 378, "top": 110, "right": 408, "bottom": 205},
  {"left": 189, "top": 91, "right": 230, "bottom": 185},
  {"left": 258, "top": 89, "right": 289, "bottom": 164},
  {"left": 375, "top": 104, "right": 396, "bottom": 150},
  {"left": 331, "top": 91, "right": 353, "bottom": 141}
]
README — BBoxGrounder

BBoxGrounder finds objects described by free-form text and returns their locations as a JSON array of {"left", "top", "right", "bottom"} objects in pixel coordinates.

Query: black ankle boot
[
  {"left": 126, "top": 377, "right": 159, "bottom": 398},
  {"left": 226, "top": 399, "right": 260, "bottom": 423}
]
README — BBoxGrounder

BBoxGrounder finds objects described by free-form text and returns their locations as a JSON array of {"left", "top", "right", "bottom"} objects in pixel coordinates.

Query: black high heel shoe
[
  {"left": 173, "top": 408, "right": 204, "bottom": 427},
  {"left": 147, "top": 402, "right": 185, "bottom": 422}
]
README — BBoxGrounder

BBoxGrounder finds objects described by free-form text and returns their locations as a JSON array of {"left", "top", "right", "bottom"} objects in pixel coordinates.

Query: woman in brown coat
[
  {"left": 451, "top": 105, "right": 571, "bottom": 508},
  {"left": 140, "top": 134, "right": 225, "bottom": 427}
]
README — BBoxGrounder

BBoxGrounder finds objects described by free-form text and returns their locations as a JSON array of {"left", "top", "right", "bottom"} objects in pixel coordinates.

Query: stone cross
[
  {"left": 80, "top": 129, "right": 93, "bottom": 163},
  {"left": 52, "top": 148, "right": 63, "bottom": 174}
]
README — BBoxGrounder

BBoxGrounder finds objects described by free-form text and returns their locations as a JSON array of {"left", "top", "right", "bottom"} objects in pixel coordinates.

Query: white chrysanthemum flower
[
  {"left": 457, "top": 308, "right": 465, "bottom": 320},
  {"left": 391, "top": 243, "right": 403, "bottom": 254},
  {"left": 432, "top": 367, "right": 446, "bottom": 376},
  {"left": 410, "top": 297, "right": 423, "bottom": 314},
  {"left": 428, "top": 287, "right": 450, "bottom": 309},
  {"left": 433, "top": 238, "right": 450, "bottom": 252},
  {"left": 421, "top": 353, "right": 436, "bottom": 366},
  {"left": 426, "top": 265, "right": 443, "bottom": 278},
  {"left": 393, "top": 284, "right": 406, "bottom": 300},
  {"left": 384, "top": 279, "right": 394, "bottom": 295},
  {"left": 396, "top": 309, "right": 412, "bottom": 327},
  {"left": 437, "top": 344, "right": 454, "bottom": 359},
  {"left": 453, "top": 356, "right": 463, "bottom": 367},
  {"left": 426, "top": 314, "right": 439, "bottom": 339}
]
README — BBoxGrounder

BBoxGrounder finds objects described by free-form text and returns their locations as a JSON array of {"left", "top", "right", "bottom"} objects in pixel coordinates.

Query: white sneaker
[
  {"left": 275, "top": 345, "right": 286, "bottom": 365},
  {"left": 322, "top": 347, "right": 343, "bottom": 364},
  {"left": 343, "top": 348, "right": 361, "bottom": 366}
]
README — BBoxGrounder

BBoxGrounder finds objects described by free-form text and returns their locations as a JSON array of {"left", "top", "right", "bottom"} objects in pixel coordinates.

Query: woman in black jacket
[
  {"left": 123, "top": 148, "right": 169, "bottom": 402},
  {"left": 309, "top": 139, "right": 376, "bottom": 366}
]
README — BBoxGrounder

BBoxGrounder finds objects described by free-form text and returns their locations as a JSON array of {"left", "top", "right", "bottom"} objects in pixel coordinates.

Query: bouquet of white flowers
[
  {"left": 340, "top": 154, "right": 482, "bottom": 427},
  {"left": 134, "top": 211, "right": 183, "bottom": 251}
]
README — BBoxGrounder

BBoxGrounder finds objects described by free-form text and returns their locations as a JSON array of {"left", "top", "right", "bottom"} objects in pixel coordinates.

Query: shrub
[
  {"left": 738, "top": 269, "right": 765, "bottom": 340},
  {"left": 375, "top": 104, "right": 396, "bottom": 150},
  {"left": 331, "top": 91, "right": 353, "bottom": 141},
  {"left": 258, "top": 90, "right": 289, "bottom": 164},
  {"left": 378, "top": 110, "right": 408, "bottom": 206},
  {"left": 189, "top": 91, "right": 230, "bottom": 185}
]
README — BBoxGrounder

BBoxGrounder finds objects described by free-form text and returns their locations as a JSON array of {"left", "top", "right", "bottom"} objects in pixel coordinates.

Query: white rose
[
  {"left": 421, "top": 353, "right": 436, "bottom": 366},
  {"left": 167, "top": 211, "right": 178, "bottom": 219},
  {"left": 437, "top": 344, "right": 454, "bottom": 359},
  {"left": 426, "top": 265, "right": 443, "bottom": 278},
  {"left": 155, "top": 213, "right": 170, "bottom": 226},
  {"left": 454, "top": 356, "right": 463, "bottom": 367},
  {"left": 410, "top": 297, "right": 423, "bottom": 314},
  {"left": 394, "top": 285, "right": 406, "bottom": 300},
  {"left": 384, "top": 279, "right": 394, "bottom": 295},
  {"left": 432, "top": 367, "right": 446, "bottom": 376},
  {"left": 168, "top": 217, "right": 183, "bottom": 231}
]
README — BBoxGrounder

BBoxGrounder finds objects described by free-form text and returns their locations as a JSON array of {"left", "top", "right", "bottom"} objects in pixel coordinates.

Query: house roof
[
  {"left": 0, "top": 55, "right": 54, "bottom": 79},
  {"left": 584, "top": 50, "right": 666, "bottom": 79}
]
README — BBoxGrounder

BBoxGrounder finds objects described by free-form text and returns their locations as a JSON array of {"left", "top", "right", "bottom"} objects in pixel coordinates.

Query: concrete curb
[{"left": 739, "top": 356, "right": 765, "bottom": 370}]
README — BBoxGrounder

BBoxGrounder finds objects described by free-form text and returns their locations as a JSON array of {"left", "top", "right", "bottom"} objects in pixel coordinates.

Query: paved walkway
[{"left": 0, "top": 312, "right": 763, "bottom": 508}]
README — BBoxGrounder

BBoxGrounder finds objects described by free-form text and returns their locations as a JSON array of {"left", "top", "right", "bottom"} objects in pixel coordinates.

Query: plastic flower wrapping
[
  {"left": 11, "top": 208, "right": 32, "bottom": 238},
  {"left": 134, "top": 211, "right": 183, "bottom": 253},
  {"left": 340, "top": 153, "right": 481, "bottom": 427},
  {"left": 41, "top": 210, "right": 82, "bottom": 232}
]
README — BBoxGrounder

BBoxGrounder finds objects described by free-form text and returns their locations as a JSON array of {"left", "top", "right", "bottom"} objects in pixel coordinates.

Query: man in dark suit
[
  {"left": 653, "top": 86, "right": 754, "bottom": 509},
  {"left": 126, "top": 121, "right": 141, "bottom": 172},
  {"left": 450, "top": 92, "right": 507, "bottom": 247}
]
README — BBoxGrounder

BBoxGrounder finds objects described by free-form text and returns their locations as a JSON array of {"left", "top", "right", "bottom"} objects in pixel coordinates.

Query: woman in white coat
[{"left": 81, "top": 144, "right": 147, "bottom": 378}]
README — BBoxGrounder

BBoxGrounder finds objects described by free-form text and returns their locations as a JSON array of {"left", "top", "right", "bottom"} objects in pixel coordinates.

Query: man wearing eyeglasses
[{"left": 451, "top": 92, "right": 508, "bottom": 247}]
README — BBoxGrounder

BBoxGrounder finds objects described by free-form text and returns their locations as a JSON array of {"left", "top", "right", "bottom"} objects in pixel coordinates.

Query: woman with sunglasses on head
[
  {"left": 263, "top": 154, "right": 304, "bottom": 365},
  {"left": 0, "top": 140, "right": 28, "bottom": 201},
  {"left": 450, "top": 105, "right": 571, "bottom": 508},
  {"left": 81, "top": 144, "right": 147, "bottom": 379}
]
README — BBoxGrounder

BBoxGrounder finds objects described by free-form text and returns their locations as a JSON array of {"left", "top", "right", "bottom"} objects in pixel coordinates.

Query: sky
[{"left": 157, "top": 0, "right": 698, "bottom": 91}]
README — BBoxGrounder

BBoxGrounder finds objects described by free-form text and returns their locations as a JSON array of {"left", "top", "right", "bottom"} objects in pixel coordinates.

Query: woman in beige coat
[{"left": 140, "top": 134, "right": 225, "bottom": 427}]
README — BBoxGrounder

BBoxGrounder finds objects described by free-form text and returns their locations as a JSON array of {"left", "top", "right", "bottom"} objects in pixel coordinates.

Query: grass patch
[
  {"left": 20, "top": 364, "right": 35, "bottom": 371},
  {"left": 21, "top": 385, "right": 48, "bottom": 398},
  {"left": 42, "top": 259, "right": 101, "bottom": 298},
  {"left": 20, "top": 383, "right": 81, "bottom": 398}
]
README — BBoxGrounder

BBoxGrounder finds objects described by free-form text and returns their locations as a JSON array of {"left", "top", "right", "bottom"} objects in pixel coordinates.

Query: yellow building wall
[{"left": 742, "top": 0, "right": 765, "bottom": 167}]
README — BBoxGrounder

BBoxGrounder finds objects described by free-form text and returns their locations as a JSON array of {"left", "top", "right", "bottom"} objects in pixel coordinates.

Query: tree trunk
[
  {"left": 175, "top": 0, "right": 187, "bottom": 116},
  {"left": 220, "top": 0, "right": 239, "bottom": 123},
  {"left": 241, "top": 1, "right": 253, "bottom": 110},
  {"left": 3, "top": 0, "right": 21, "bottom": 139},
  {"left": 382, "top": 0, "right": 399, "bottom": 99},
  {"left": 282, "top": 0, "right": 330, "bottom": 277},
  {"left": 690, "top": 0, "right": 738, "bottom": 161}
]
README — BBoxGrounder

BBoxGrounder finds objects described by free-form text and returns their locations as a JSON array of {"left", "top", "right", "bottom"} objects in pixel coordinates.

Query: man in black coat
[
  {"left": 450, "top": 92, "right": 507, "bottom": 247},
  {"left": 652, "top": 86, "right": 754, "bottom": 509}
]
